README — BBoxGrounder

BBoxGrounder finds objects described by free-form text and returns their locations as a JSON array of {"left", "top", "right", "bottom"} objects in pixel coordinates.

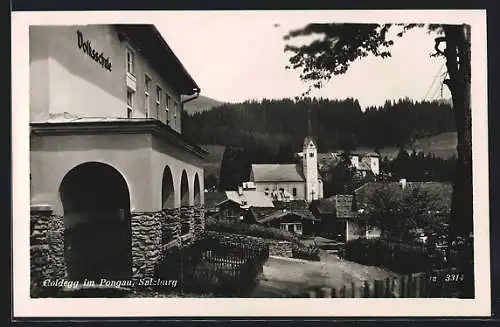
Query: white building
[{"left": 249, "top": 135, "right": 324, "bottom": 203}]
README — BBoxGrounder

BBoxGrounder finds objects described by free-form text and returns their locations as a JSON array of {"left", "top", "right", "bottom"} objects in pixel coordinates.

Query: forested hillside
[
  {"left": 183, "top": 97, "right": 455, "bottom": 154},
  {"left": 182, "top": 97, "right": 457, "bottom": 191}
]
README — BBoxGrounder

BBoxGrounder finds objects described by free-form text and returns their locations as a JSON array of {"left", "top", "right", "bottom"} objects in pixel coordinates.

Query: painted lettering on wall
[{"left": 77, "top": 30, "right": 112, "bottom": 72}]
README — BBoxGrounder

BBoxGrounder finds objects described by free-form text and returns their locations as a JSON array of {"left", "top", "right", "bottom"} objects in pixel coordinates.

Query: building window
[
  {"left": 126, "top": 48, "right": 134, "bottom": 76},
  {"left": 292, "top": 187, "right": 297, "bottom": 196},
  {"left": 173, "top": 101, "right": 178, "bottom": 127},
  {"left": 296, "top": 224, "right": 302, "bottom": 231},
  {"left": 144, "top": 75, "right": 151, "bottom": 118},
  {"left": 309, "top": 152, "right": 314, "bottom": 158},
  {"left": 165, "top": 94, "right": 171, "bottom": 125},
  {"left": 156, "top": 86, "right": 161, "bottom": 120},
  {"left": 126, "top": 89, "right": 134, "bottom": 118}
]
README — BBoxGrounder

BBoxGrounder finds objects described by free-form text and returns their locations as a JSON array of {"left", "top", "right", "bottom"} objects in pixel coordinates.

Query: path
[{"left": 249, "top": 237, "right": 399, "bottom": 297}]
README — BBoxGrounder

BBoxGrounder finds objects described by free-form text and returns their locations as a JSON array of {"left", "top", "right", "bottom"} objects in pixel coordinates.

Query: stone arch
[
  {"left": 180, "top": 170, "right": 189, "bottom": 207},
  {"left": 162, "top": 165, "right": 175, "bottom": 209},
  {"left": 193, "top": 173, "right": 201, "bottom": 206},
  {"left": 59, "top": 161, "right": 132, "bottom": 281}
]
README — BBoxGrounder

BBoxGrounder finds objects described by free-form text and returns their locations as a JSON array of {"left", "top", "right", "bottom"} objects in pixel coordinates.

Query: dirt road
[{"left": 249, "top": 254, "right": 398, "bottom": 297}]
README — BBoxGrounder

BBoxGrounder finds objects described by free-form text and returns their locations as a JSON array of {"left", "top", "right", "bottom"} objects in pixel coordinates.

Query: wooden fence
[
  {"left": 297, "top": 267, "right": 473, "bottom": 298},
  {"left": 157, "top": 235, "right": 270, "bottom": 296}
]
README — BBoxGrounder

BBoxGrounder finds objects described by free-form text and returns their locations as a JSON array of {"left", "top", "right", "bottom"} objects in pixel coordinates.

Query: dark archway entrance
[
  {"left": 180, "top": 170, "right": 189, "bottom": 207},
  {"left": 180, "top": 170, "right": 190, "bottom": 235},
  {"left": 194, "top": 173, "right": 201, "bottom": 206},
  {"left": 59, "top": 162, "right": 132, "bottom": 282},
  {"left": 162, "top": 165, "right": 175, "bottom": 209}
]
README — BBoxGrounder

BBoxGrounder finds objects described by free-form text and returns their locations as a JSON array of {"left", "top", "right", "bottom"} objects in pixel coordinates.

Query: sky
[{"left": 152, "top": 11, "right": 451, "bottom": 109}]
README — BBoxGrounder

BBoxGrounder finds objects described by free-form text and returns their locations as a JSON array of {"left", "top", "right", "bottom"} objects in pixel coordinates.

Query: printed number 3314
[{"left": 445, "top": 274, "right": 464, "bottom": 282}]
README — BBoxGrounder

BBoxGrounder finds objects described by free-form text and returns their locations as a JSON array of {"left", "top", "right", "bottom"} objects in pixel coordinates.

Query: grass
[
  {"left": 200, "top": 132, "right": 458, "bottom": 179},
  {"left": 357, "top": 132, "right": 457, "bottom": 160}
]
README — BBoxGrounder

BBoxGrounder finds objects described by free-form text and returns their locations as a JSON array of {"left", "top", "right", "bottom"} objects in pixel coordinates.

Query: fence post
[
  {"left": 414, "top": 273, "right": 423, "bottom": 298},
  {"left": 388, "top": 277, "right": 397, "bottom": 298},
  {"left": 384, "top": 278, "right": 391, "bottom": 297},
  {"left": 398, "top": 275, "right": 406, "bottom": 297},
  {"left": 363, "top": 280, "right": 370, "bottom": 298},
  {"left": 307, "top": 290, "right": 317, "bottom": 298},
  {"left": 320, "top": 287, "right": 333, "bottom": 298},
  {"left": 407, "top": 274, "right": 414, "bottom": 298},
  {"left": 352, "top": 284, "right": 362, "bottom": 298},
  {"left": 374, "top": 279, "right": 385, "bottom": 297}
]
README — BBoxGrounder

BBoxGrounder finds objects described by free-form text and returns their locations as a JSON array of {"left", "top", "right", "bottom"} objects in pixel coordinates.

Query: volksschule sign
[{"left": 77, "top": 30, "right": 112, "bottom": 72}]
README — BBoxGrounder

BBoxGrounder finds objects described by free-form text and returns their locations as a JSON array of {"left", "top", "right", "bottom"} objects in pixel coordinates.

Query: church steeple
[{"left": 303, "top": 106, "right": 319, "bottom": 202}]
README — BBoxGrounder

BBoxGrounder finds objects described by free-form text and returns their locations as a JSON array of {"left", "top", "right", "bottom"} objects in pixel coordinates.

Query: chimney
[
  {"left": 399, "top": 178, "right": 407, "bottom": 190},
  {"left": 238, "top": 186, "right": 243, "bottom": 196}
]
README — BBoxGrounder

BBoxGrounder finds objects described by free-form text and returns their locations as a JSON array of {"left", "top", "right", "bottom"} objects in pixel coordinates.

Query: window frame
[
  {"left": 144, "top": 74, "right": 152, "bottom": 118},
  {"left": 173, "top": 101, "right": 178, "bottom": 127},
  {"left": 156, "top": 85, "right": 162, "bottom": 105},
  {"left": 125, "top": 47, "right": 135, "bottom": 76},
  {"left": 155, "top": 85, "right": 162, "bottom": 120},
  {"left": 165, "top": 93, "right": 171, "bottom": 124},
  {"left": 126, "top": 88, "right": 134, "bottom": 118}
]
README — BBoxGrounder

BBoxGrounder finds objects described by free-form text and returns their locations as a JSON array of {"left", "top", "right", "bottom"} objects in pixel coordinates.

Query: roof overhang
[
  {"left": 114, "top": 25, "right": 200, "bottom": 95},
  {"left": 30, "top": 119, "right": 208, "bottom": 159}
]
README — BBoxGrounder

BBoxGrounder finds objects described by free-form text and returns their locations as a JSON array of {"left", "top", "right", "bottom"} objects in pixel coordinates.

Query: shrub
[
  {"left": 292, "top": 242, "right": 321, "bottom": 261},
  {"left": 344, "top": 238, "right": 433, "bottom": 273},
  {"left": 206, "top": 218, "right": 323, "bottom": 262},
  {"left": 205, "top": 218, "right": 299, "bottom": 242}
]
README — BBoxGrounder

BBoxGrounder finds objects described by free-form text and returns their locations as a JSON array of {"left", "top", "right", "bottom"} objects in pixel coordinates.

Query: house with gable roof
[{"left": 248, "top": 135, "right": 324, "bottom": 203}]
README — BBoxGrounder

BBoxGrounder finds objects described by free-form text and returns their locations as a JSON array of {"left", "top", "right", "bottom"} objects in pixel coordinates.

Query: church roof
[{"left": 251, "top": 164, "right": 305, "bottom": 182}]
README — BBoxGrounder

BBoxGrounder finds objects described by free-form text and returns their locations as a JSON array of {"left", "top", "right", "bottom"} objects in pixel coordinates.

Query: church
[{"left": 248, "top": 117, "right": 324, "bottom": 203}]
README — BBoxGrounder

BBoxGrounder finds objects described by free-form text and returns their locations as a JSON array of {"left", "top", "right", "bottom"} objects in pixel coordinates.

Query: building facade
[
  {"left": 29, "top": 24, "right": 207, "bottom": 290},
  {"left": 249, "top": 136, "right": 324, "bottom": 203}
]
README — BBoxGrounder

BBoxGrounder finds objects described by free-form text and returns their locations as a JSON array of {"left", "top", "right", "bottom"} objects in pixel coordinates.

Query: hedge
[
  {"left": 343, "top": 238, "right": 440, "bottom": 273},
  {"left": 206, "top": 218, "right": 299, "bottom": 242},
  {"left": 206, "top": 218, "right": 321, "bottom": 261}
]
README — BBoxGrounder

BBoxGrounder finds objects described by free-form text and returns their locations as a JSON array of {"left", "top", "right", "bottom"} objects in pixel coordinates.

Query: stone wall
[
  {"left": 179, "top": 206, "right": 195, "bottom": 245},
  {"left": 193, "top": 205, "right": 205, "bottom": 237},
  {"left": 30, "top": 205, "right": 66, "bottom": 295},
  {"left": 130, "top": 212, "right": 163, "bottom": 280},
  {"left": 30, "top": 205, "right": 207, "bottom": 294},
  {"left": 161, "top": 208, "right": 181, "bottom": 248}
]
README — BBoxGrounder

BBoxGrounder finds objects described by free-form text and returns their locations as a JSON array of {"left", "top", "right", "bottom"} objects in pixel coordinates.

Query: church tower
[{"left": 302, "top": 108, "right": 320, "bottom": 202}]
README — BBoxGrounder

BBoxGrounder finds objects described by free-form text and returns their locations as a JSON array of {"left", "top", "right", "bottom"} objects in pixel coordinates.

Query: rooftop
[
  {"left": 250, "top": 164, "right": 305, "bottom": 182},
  {"left": 225, "top": 190, "right": 275, "bottom": 209},
  {"left": 204, "top": 192, "right": 229, "bottom": 210},
  {"left": 257, "top": 210, "right": 320, "bottom": 224},
  {"left": 312, "top": 195, "right": 356, "bottom": 218},
  {"left": 115, "top": 24, "right": 200, "bottom": 95}
]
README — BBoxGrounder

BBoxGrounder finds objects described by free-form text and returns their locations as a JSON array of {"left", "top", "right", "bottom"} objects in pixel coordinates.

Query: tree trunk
[{"left": 443, "top": 25, "right": 473, "bottom": 255}]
